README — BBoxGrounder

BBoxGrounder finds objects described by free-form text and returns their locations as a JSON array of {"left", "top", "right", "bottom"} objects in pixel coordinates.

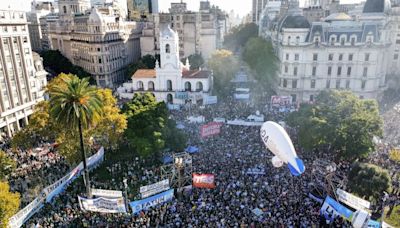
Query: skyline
[{"left": 0, "top": 0, "right": 364, "bottom": 17}]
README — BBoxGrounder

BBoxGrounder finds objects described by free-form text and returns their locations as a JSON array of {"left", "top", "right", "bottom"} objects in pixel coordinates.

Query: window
[
  {"left": 286, "top": 53, "right": 289, "bottom": 60},
  {"left": 351, "top": 37, "right": 355, "bottom": 45},
  {"left": 365, "top": 53, "right": 370, "bottom": 61},
  {"left": 361, "top": 80, "right": 366, "bottom": 90},
  {"left": 293, "top": 67, "right": 297, "bottom": 76},
  {"left": 97, "top": 48, "right": 100, "bottom": 52},
  {"left": 292, "top": 80, "right": 297, "bottom": 89},
  {"left": 326, "top": 79, "right": 330, "bottom": 88},
  {"left": 283, "top": 79, "right": 287, "bottom": 88},
  {"left": 310, "top": 95, "right": 314, "bottom": 102},
  {"left": 330, "top": 37, "right": 335, "bottom": 45},
  {"left": 396, "top": 40, "right": 400, "bottom": 44},
  {"left": 2, "top": 26, "right": 7, "bottom": 32},
  {"left": 196, "top": 82, "right": 203, "bottom": 91},
  {"left": 137, "top": 81, "right": 144, "bottom": 90},
  {"left": 167, "top": 80, "right": 172, "bottom": 91},
  {"left": 346, "top": 80, "right": 350, "bottom": 89},
  {"left": 337, "top": 67, "right": 342, "bottom": 76},
  {"left": 312, "top": 66, "right": 316, "bottom": 76},
  {"left": 328, "top": 66, "right": 332, "bottom": 76},
  {"left": 328, "top": 54, "right": 333, "bottom": 61},
  {"left": 165, "top": 44, "right": 170, "bottom": 53},
  {"left": 347, "top": 67, "right": 351, "bottom": 76},
  {"left": 12, "top": 26, "right": 17, "bottom": 32},
  {"left": 284, "top": 65, "right": 288, "bottom": 73},
  {"left": 394, "top": 54, "right": 399, "bottom": 60},
  {"left": 184, "top": 82, "right": 191, "bottom": 91},
  {"left": 340, "top": 37, "right": 345, "bottom": 45},
  {"left": 363, "top": 67, "right": 368, "bottom": 77},
  {"left": 23, "top": 37, "right": 28, "bottom": 43},
  {"left": 98, "top": 58, "right": 102, "bottom": 63},
  {"left": 339, "top": 54, "right": 343, "bottom": 61},
  {"left": 336, "top": 79, "right": 341, "bottom": 89},
  {"left": 295, "top": 54, "right": 299, "bottom": 61},
  {"left": 348, "top": 54, "right": 353, "bottom": 61},
  {"left": 311, "top": 79, "right": 316, "bottom": 89},
  {"left": 313, "top": 53, "right": 318, "bottom": 61}
]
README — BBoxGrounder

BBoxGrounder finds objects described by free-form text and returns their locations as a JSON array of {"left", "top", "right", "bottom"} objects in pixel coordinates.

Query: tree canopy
[
  {"left": 181, "top": 54, "right": 205, "bottom": 70},
  {"left": 126, "top": 55, "right": 159, "bottom": 81},
  {"left": 224, "top": 23, "right": 258, "bottom": 51},
  {"left": 242, "top": 37, "right": 278, "bottom": 93},
  {"left": 40, "top": 50, "right": 96, "bottom": 84},
  {"left": 0, "top": 151, "right": 16, "bottom": 181},
  {"left": 0, "top": 181, "right": 20, "bottom": 227},
  {"left": 286, "top": 90, "right": 383, "bottom": 160},
  {"left": 208, "top": 49, "right": 239, "bottom": 97},
  {"left": 348, "top": 162, "right": 391, "bottom": 202},
  {"left": 123, "top": 93, "right": 187, "bottom": 157}
]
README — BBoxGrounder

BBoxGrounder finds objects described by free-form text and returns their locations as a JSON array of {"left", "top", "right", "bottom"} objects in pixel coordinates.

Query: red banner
[
  {"left": 192, "top": 173, "right": 215, "bottom": 188},
  {"left": 200, "top": 122, "right": 222, "bottom": 138}
]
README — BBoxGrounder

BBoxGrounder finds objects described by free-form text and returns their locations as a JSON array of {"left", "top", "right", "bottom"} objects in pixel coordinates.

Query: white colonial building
[
  {"left": 260, "top": 0, "right": 397, "bottom": 102},
  {"left": 118, "top": 25, "right": 212, "bottom": 105}
]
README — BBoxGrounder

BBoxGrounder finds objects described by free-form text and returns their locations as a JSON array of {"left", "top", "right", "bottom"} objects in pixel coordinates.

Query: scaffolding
[
  {"left": 161, "top": 152, "right": 193, "bottom": 189},
  {"left": 310, "top": 159, "right": 345, "bottom": 200}
]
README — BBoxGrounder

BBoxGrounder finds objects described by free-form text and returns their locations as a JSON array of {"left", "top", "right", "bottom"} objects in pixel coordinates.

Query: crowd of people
[{"left": 3, "top": 93, "right": 398, "bottom": 227}]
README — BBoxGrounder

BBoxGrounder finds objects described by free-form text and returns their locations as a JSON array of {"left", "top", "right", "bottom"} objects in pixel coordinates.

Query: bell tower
[{"left": 159, "top": 24, "right": 180, "bottom": 70}]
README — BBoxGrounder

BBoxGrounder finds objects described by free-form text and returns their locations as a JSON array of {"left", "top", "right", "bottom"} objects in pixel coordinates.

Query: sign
[
  {"left": 234, "top": 93, "right": 250, "bottom": 100},
  {"left": 200, "top": 122, "right": 223, "bottom": 138},
  {"left": 192, "top": 173, "right": 215, "bottom": 188},
  {"left": 129, "top": 189, "right": 174, "bottom": 214},
  {"left": 336, "top": 189, "right": 370, "bottom": 211},
  {"left": 320, "top": 196, "right": 353, "bottom": 223},
  {"left": 246, "top": 167, "right": 266, "bottom": 175},
  {"left": 140, "top": 179, "right": 170, "bottom": 199},
  {"left": 167, "top": 103, "right": 180, "bottom": 110},
  {"left": 187, "top": 116, "right": 205, "bottom": 123},
  {"left": 226, "top": 119, "right": 263, "bottom": 126},
  {"left": 271, "top": 95, "right": 292, "bottom": 107},
  {"left": 9, "top": 147, "right": 105, "bottom": 228},
  {"left": 78, "top": 196, "right": 127, "bottom": 213},
  {"left": 203, "top": 95, "right": 217, "bottom": 105},
  {"left": 175, "top": 91, "right": 189, "bottom": 100},
  {"left": 92, "top": 189, "right": 123, "bottom": 198}
]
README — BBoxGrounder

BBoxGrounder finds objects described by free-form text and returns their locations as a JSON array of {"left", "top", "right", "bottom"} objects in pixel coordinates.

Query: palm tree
[{"left": 48, "top": 74, "right": 103, "bottom": 197}]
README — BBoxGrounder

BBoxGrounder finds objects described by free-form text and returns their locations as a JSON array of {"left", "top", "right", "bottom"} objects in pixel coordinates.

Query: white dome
[
  {"left": 161, "top": 24, "right": 176, "bottom": 38},
  {"left": 89, "top": 8, "right": 103, "bottom": 24}
]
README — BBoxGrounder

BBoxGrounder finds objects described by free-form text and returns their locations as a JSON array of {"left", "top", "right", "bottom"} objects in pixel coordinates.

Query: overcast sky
[{"left": 1, "top": 0, "right": 363, "bottom": 17}]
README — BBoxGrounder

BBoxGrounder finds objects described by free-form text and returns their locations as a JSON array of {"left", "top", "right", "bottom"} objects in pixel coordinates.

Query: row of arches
[{"left": 136, "top": 80, "right": 204, "bottom": 92}]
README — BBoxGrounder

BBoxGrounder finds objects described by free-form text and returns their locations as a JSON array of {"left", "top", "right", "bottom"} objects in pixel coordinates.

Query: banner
[
  {"left": 192, "top": 173, "right": 215, "bottom": 188},
  {"left": 130, "top": 189, "right": 174, "bottom": 214},
  {"left": 234, "top": 93, "right": 250, "bottom": 100},
  {"left": 92, "top": 189, "right": 123, "bottom": 198},
  {"left": 271, "top": 95, "right": 292, "bottom": 107},
  {"left": 9, "top": 147, "right": 105, "bottom": 228},
  {"left": 78, "top": 196, "right": 127, "bottom": 213},
  {"left": 226, "top": 119, "right": 263, "bottom": 126},
  {"left": 200, "top": 122, "right": 223, "bottom": 138},
  {"left": 203, "top": 95, "right": 217, "bottom": 105},
  {"left": 167, "top": 103, "right": 180, "bottom": 110},
  {"left": 175, "top": 91, "right": 189, "bottom": 100},
  {"left": 320, "top": 196, "right": 353, "bottom": 223},
  {"left": 336, "top": 189, "right": 370, "bottom": 211},
  {"left": 140, "top": 179, "right": 170, "bottom": 199}
]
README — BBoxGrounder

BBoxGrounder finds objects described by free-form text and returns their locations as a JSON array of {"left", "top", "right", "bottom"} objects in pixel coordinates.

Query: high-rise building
[
  {"left": 48, "top": 1, "right": 143, "bottom": 88},
  {"left": 252, "top": 0, "right": 267, "bottom": 24},
  {"left": 0, "top": 10, "right": 47, "bottom": 139},
  {"left": 127, "top": 0, "right": 158, "bottom": 21}
]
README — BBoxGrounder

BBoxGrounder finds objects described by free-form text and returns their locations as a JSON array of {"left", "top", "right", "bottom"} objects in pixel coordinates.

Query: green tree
[
  {"left": 49, "top": 74, "right": 103, "bottom": 197},
  {"left": 286, "top": 90, "right": 383, "bottom": 160},
  {"left": 164, "top": 119, "right": 187, "bottom": 152},
  {"left": 224, "top": 23, "right": 258, "bottom": 51},
  {"left": 242, "top": 37, "right": 278, "bottom": 93},
  {"left": 126, "top": 55, "right": 159, "bottom": 80},
  {"left": 0, "top": 181, "right": 20, "bottom": 227},
  {"left": 348, "top": 162, "right": 391, "bottom": 202},
  {"left": 208, "top": 49, "right": 239, "bottom": 97},
  {"left": 0, "top": 151, "right": 16, "bottom": 181},
  {"left": 181, "top": 54, "right": 205, "bottom": 70},
  {"left": 41, "top": 50, "right": 96, "bottom": 84}
]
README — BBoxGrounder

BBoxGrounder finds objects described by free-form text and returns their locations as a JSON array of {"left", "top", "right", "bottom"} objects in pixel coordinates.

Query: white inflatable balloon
[
  {"left": 260, "top": 121, "right": 305, "bottom": 176},
  {"left": 271, "top": 156, "right": 284, "bottom": 168}
]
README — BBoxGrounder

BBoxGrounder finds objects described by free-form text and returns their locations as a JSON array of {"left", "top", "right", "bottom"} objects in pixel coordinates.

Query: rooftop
[{"left": 133, "top": 69, "right": 156, "bottom": 79}]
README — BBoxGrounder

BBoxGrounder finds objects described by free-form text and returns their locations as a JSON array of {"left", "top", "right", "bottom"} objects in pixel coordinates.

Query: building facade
[
  {"left": 252, "top": 0, "right": 268, "bottom": 24},
  {"left": 127, "top": 0, "right": 158, "bottom": 21},
  {"left": 260, "top": 0, "right": 395, "bottom": 102},
  {"left": 139, "top": 1, "right": 226, "bottom": 60},
  {"left": 0, "top": 10, "right": 47, "bottom": 138},
  {"left": 27, "top": 1, "right": 55, "bottom": 52},
  {"left": 118, "top": 25, "right": 212, "bottom": 105},
  {"left": 48, "top": 0, "right": 143, "bottom": 88}
]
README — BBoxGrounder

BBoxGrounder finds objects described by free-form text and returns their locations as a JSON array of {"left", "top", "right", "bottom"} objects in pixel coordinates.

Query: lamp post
[
  {"left": 380, "top": 191, "right": 389, "bottom": 226},
  {"left": 123, "top": 178, "right": 130, "bottom": 213}
]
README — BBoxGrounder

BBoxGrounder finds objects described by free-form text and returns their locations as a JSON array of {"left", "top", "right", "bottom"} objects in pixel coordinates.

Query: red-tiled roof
[
  {"left": 133, "top": 69, "right": 156, "bottom": 78},
  {"left": 182, "top": 70, "right": 211, "bottom": 79}
]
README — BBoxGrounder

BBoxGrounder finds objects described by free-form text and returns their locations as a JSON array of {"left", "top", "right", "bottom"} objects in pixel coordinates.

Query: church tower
[
  {"left": 159, "top": 24, "right": 181, "bottom": 70},
  {"left": 58, "top": 0, "right": 90, "bottom": 15}
]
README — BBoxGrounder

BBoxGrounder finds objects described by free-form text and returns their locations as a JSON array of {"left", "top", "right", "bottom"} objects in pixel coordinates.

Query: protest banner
[
  {"left": 78, "top": 196, "right": 127, "bottom": 213},
  {"left": 200, "top": 122, "right": 222, "bottom": 138},
  {"left": 336, "top": 189, "right": 370, "bottom": 211},
  {"left": 130, "top": 189, "right": 174, "bottom": 214},
  {"left": 192, "top": 173, "right": 215, "bottom": 188},
  {"left": 139, "top": 179, "right": 170, "bottom": 199},
  {"left": 92, "top": 189, "right": 123, "bottom": 198}
]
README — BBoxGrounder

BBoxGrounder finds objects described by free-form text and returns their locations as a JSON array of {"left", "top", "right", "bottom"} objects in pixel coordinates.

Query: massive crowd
[{"left": 3, "top": 94, "right": 398, "bottom": 227}]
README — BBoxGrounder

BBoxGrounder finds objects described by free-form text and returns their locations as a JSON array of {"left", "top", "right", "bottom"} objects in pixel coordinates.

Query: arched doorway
[
  {"left": 184, "top": 82, "right": 191, "bottom": 91},
  {"left": 196, "top": 82, "right": 203, "bottom": 92},
  {"left": 167, "top": 93, "right": 173, "bottom": 104},
  {"left": 167, "top": 80, "right": 172, "bottom": 91},
  {"left": 148, "top": 81, "right": 154, "bottom": 91},
  {"left": 137, "top": 81, "right": 144, "bottom": 90}
]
